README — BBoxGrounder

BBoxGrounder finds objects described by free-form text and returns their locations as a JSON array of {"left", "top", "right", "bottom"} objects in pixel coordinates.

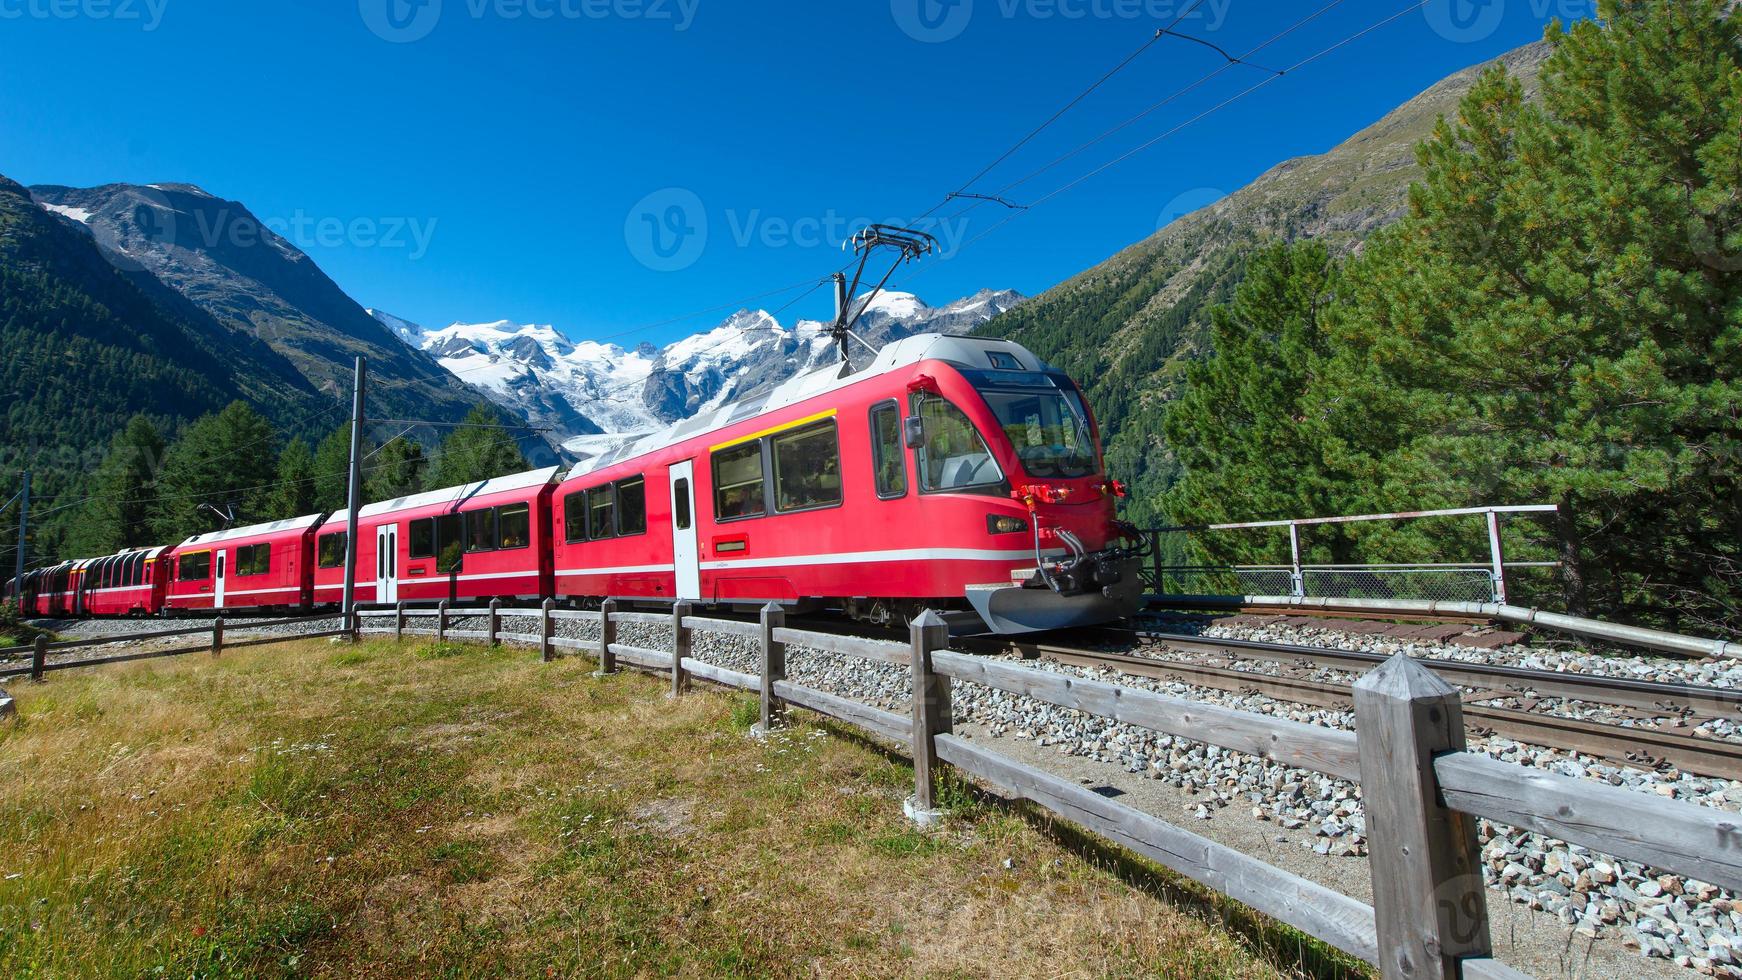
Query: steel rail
[
  {"left": 1114, "top": 630, "right": 1742, "bottom": 718},
  {"left": 996, "top": 643, "right": 1742, "bottom": 782}
]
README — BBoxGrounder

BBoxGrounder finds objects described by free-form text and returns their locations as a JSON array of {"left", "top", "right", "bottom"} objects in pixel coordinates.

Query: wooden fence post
[
  {"left": 540, "top": 598, "right": 556, "bottom": 662},
  {"left": 908, "top": 609, "right": 952, "bottom": 823},
  {"left": 395, "top": 601, "right": 406, "bottom": 642},
  {"left": 671, "top": 600, "right": 692, "bottom": 696},
  {"left": 596, "top": 599, "right": 617, "bottom": 675},
  {"left": 31, "top": 635, "right": 47, "bottom": 683},
  {"left": 211, "top": 617, "right": 225, "bottom": 658},
  {"left": 488, "top": 598, "right": 501, "bottom": 646},
  {"left": 1354, "top": 654, "right": 1493, "bottom": 980},
  {"left": 437, "top": 599, "right": 449, "bottom": 644},
  {"left": 757, "top": 602, "right": 786, "bottom": 734}
]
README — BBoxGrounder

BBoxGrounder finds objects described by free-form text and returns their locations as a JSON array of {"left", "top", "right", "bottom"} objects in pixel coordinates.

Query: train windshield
[{"left": 966, "top": 371, "right": 1098, "bottom": 479}]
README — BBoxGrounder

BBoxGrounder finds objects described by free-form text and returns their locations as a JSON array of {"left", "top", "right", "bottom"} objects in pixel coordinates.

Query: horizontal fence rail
[
  {"left": 33, "top": 596, "right": 1741, "bottom": 979},
  {"left": 1, "top": 614, "right": 354, "bottom": 681}
]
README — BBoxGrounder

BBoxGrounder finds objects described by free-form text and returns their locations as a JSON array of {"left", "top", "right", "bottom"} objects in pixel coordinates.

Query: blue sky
[{"left": 0, "top": 0, "right": 1582, "bottom": 345}]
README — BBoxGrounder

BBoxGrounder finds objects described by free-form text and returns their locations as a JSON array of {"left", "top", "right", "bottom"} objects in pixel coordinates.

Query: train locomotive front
[{"left": 900, "top": 340, "right": 1145, "bottom": 633}]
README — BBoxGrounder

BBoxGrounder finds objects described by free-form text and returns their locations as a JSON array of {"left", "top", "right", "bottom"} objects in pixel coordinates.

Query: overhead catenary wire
[
  {"left": 967, "top": 0, "right": 1350, "bottom": 213},
  {"left": 895, "top": 0, "right": 1430, "bottom": 292},
  {"left": 913, "top": 0, "right": 1212, "bottom": 224}
]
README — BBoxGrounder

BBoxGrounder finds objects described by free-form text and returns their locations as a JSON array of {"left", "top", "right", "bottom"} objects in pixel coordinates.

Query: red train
[{"left": 6, "top": 335, "right": 1144, "bottom": 633}]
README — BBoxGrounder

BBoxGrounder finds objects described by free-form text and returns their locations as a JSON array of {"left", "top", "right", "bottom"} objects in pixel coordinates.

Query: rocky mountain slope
[
  {"left": 978, "top": 41, "right": 1552, "bottom": 523},
  {"left": 374, "top": 288, "right": 1023, "bottom": 447},
  {"left": 28, "top": 182, "right": 504, "bottom": 440},
  {"left": 0, "top": 173, "right": 333, "bottom": 550}
]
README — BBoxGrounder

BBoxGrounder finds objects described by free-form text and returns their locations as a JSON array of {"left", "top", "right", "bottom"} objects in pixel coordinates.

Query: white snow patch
[{"left": 39, "top": 203, "right": 93, "bottom": 224}]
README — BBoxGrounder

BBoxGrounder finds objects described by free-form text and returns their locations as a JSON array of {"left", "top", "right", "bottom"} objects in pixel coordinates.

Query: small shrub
[{"left": 726, "top": 695, "right": 760, "bottom": 732}]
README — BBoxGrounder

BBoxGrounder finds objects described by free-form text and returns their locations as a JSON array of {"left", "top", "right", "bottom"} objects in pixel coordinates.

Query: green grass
[{"left": 0, "top": 637, "right": 1314, "bottom": 978}]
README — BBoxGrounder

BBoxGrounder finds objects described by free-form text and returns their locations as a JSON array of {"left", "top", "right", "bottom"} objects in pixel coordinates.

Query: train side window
[
  {"left": 870, "top": 402, "right": 908, "bottom": 499},
  {"left": 713, "top": 442, "right": 766, "bottom": 521},
  {"left": 465, "top": 509, "right": 497, "bottom": 553},
  {"left": 772, "top": 421, "right": 842, "bottom": 513},
  {"left": 409, "top": 518, "right": 436, "bottom": 559},
  {"left": 589, "top": 487, "right": 616, "bottom": 540},
  {"left": 435, "top": 514, "right": 465, "bottom": 572},
  {"left": 617, "top": 478, "right": 647, "bottom": 536},
  {"left": 179, "top": 552, "right": 211, "bottom": 581},
  {"left": 236, "top": 544, "right": 271, "bottom": 577},
  {"left": 563, "top": 491, "right": 589, "bottom": 543},
  {"left": 497, "top": 503, "right": 531, "bottom": 550},
  {"left": 318, "top": 532, "right": 347, "bottom": 569},
  {"left": 912, "top": 394, "right": 1003, "bottom": 493},
  {"left": 673, "top": 479, "right": 692, "bottom": 531},
  {"left": 130, "top": 554, "right": 144, "bottom": 587}
]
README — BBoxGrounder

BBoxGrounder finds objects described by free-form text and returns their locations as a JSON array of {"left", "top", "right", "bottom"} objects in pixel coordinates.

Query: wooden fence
[
  {"left": 357, "top": 600, "right": 1742, "bottom": 979},
  {"left": 22, "top": 598, "right": 1732, "bottom": 980},
  {"left": 0, "top": 614, "right": 353, "bottom": 682}
]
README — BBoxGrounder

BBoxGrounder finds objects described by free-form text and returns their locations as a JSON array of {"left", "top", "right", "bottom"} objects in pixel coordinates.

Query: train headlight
[{"left": 987, "top": 514, "right": 1029, "bottom": 535}]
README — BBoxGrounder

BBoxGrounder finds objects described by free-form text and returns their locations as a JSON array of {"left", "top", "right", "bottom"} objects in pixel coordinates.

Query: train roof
[
  {"left": 562, "top": 333, "right": 1045, "bottom": 482},
  {"left": 178, "top": 513, "right": 326, "bottom": 549},
  {"left": 348, "top": 465, "right": 563, "bottom": 522}
]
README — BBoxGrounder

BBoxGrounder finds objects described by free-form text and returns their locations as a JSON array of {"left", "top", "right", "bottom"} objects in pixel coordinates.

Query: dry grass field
[{"left": 0, "top": 636, "right": 1348, "bottom": 978}]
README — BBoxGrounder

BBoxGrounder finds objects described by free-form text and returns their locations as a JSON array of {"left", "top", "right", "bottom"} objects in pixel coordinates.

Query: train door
[
  {"left": 214, "top": 551, "right": 227, "bottom": 608},
  {"left": 669, "top": 460, "right": 701, "bottom": 601},
  {"left": 377, "top": 524, "right": 398, "bottom": 604}
]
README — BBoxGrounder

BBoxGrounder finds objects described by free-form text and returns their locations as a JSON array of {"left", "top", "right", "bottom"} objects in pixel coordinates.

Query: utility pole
[
  {"left": 341, "top": 357, "right": 366, "bottom": 619},
  {"left": 11, "top": 471, "right": 27, "bottom": 604}
]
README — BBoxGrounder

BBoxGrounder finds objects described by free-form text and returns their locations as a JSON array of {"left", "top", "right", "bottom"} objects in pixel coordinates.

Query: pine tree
[
  {"left": 312, "top": 424, "right": 354, "bottom": 514},
  {"left": 1323, "top": 0, "right": 1742, "bottom": 626},
  {"left": 67, "top": 414, "right": 164, "bottom": 555},
  {"left": 270, "top": 438, "right": 317, "bottom": 519},
  {"left": 1162, "top": 242, "right": 1355, "bottom": 566},
  {"left": 366, "top": 437, "right": 428, "bottom": 502},
  {"left": 427, "top": 405, "right": 528, "bottom": 490},
  {"left": 150, "top": 402, "right": 279, "bottom": 541}
]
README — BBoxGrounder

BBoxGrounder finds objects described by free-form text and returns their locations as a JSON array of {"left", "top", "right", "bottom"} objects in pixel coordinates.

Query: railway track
[{"left": 984, "top": 630, "right": 1742, "bottom": 782}]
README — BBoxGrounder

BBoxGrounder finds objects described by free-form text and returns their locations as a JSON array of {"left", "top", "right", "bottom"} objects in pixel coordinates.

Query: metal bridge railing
[{"left": 1142, "top": 505, "right": 1563, "bottom": 606}]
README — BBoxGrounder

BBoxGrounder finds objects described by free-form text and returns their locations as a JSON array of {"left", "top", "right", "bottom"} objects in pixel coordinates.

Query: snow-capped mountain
[{"left": 370, "top": 288, "right": 1023, "bottom": 451}]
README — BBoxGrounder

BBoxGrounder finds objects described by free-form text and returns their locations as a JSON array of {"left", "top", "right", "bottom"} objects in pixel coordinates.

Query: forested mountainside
[
  {"left": 29, "top": 181, "right": 518, "bottom": 445},
  {"left": 979, "top": 42, "right": 1553, "bottom": 525},
  {"left": 0, "top": 175, "right": 331, "bottom": 554}
]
